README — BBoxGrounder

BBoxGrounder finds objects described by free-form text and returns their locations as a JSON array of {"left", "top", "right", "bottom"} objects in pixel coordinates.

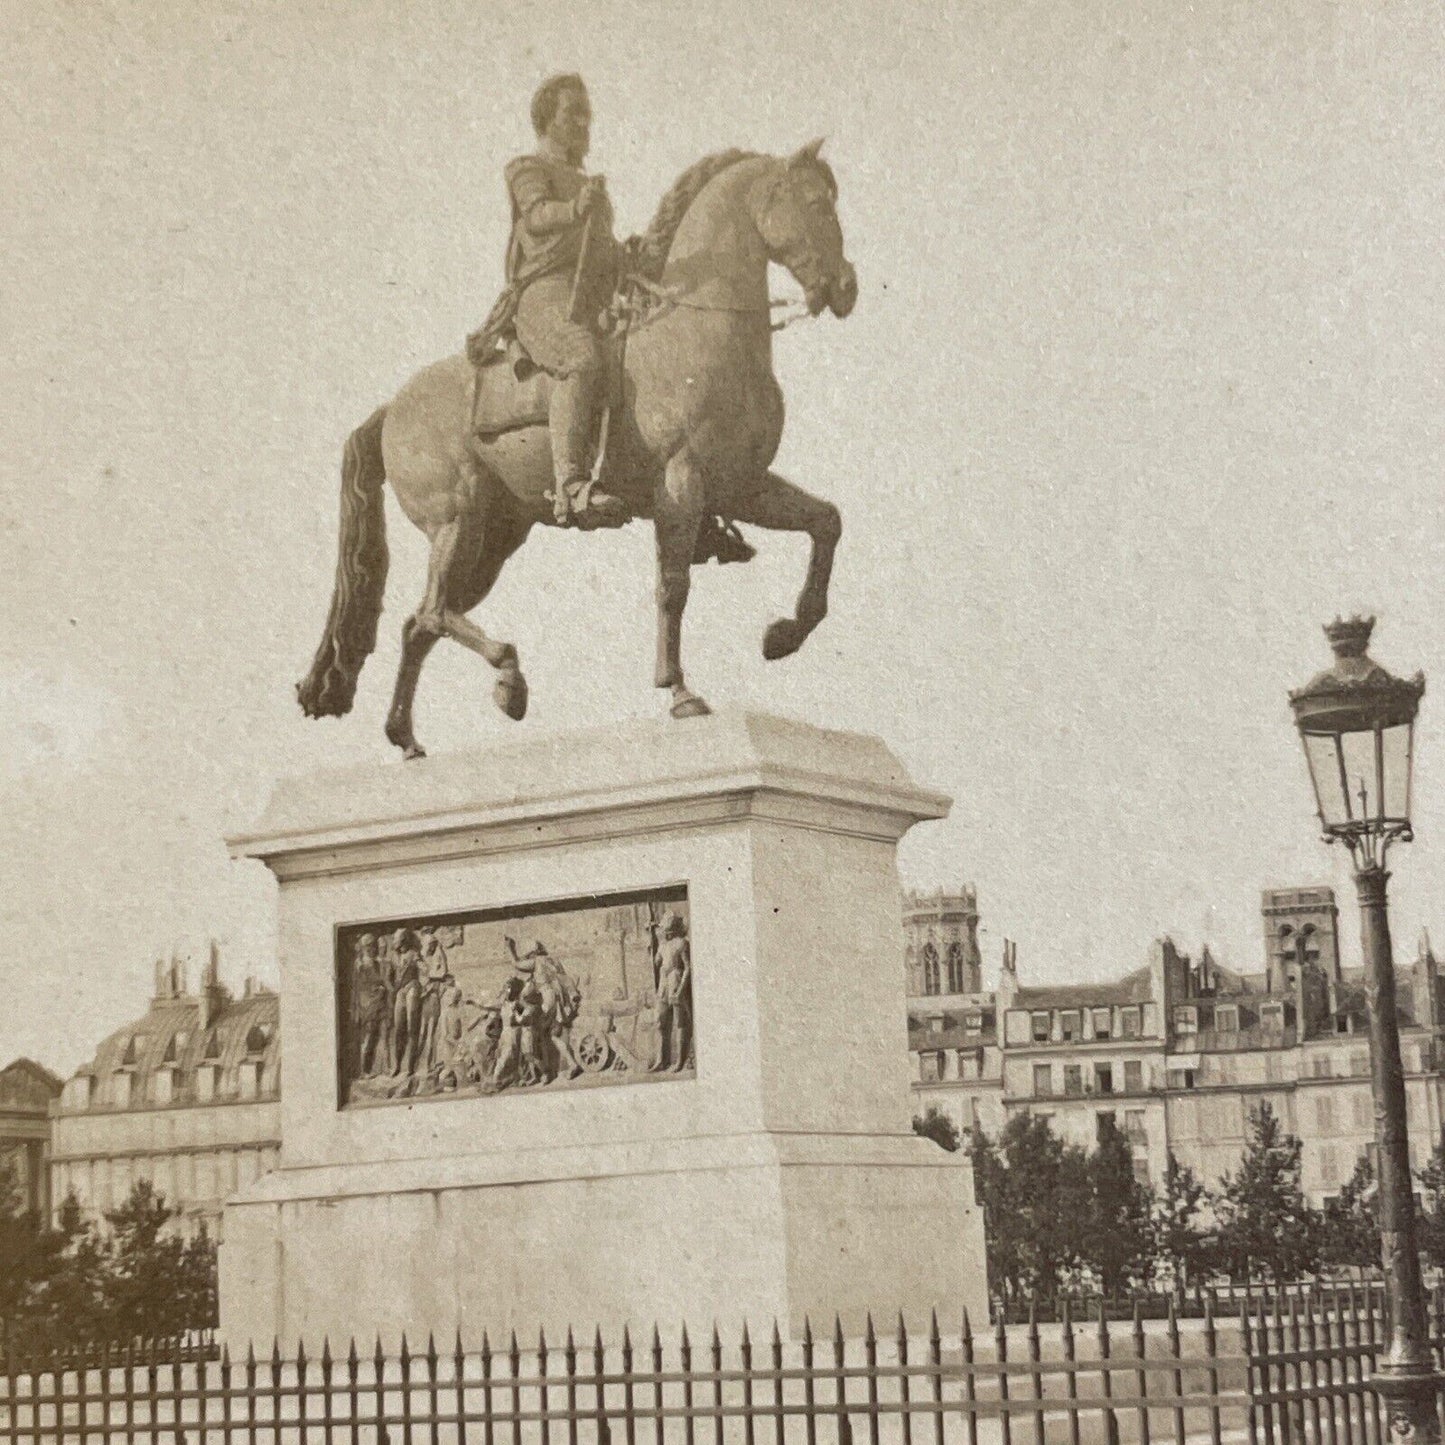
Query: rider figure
[{"left": 499, "top": 73, "right": 623, "bottom": 528}]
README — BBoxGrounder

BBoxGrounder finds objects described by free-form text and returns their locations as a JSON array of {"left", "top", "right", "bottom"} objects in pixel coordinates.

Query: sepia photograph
[{"left": 2, "top": 0, "right": 1445, "bottom": 1440}]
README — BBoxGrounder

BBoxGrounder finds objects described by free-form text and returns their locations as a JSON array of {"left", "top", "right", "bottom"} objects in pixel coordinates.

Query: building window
[
  {"left": 963, "top": 1013, "right": 983, "bottom": 1036},
  {"left": 1124, "top": 1060, "right": 1144, "bottom": 1092},
  {"left": 928, "top": 1015, "right": 945, "bottom": 1034},
  {"left": 946, "top": 942, "right": 966, "bottom": 994},
  {"left": 1214, "top": 1005, "right": 1239, "bottom": 1033},
  {"left": 1094, "top": 1062, "right": 1114, "bottom": 1094},
  {"left": 1031, "top": 1012, "right": 1051, "bottom": 1043},
  {"left": 1131, "top": 1156, "right": 1151, "bottom": 1187},
  {"left": 1173, "top": 1007, "right": 1198, "bottom": 1037},
  {"left": 1096, "top": 1110, "right": 1116, "bottom": 1142},
  {"left": 1064, "top": 1065, "right": 1083, "bottom": 1096},
  {"left": 1167, "top": 1067, "right": 1196, "bottom": 1090},
  {"left": 245, "top": 1024, "right": 270, "bottom": 1056},
  {"left": 920, "top": 1051, "right": 944, "bottom": 1083},
  {"left": 1351, "top": 1050, "right": 1370, "bottom": 1077},
  {"left": 922, "top": 944, "right": 941, "bottom": 996},
  {"left": 1124, "top": 1109, "right": 1147, "bottom": 1144},
  {"left": 1352, "top": 1091, "right": 1372, "bottom": 1130},
  {"left": 1335, "top": 1015, "right": 1353, "bottom": 1036},
  {"left": 1092, "top": 1009, "right": 1112, "bottom": 1041},
  {"left": 1261, "top": 1003, "right": 1285, "bottom": 1031},
  {"left": 1059, "top": 1010, "right": 1081, "bottom": 1042},
  {"left": 1319, "top": 1144, "right": 1338, "bottom": 1187},
  {"left": 1315, "top": 1096, "right": 1336, "bottom": 1133},
  {"left": 1033, "top": 1064, "right": 1052, "bottom": 1096},
  {"left": 1120, "top": 1008, "right": 1141, "bottom": 1039},
  {"left": 1311, "top": 1057, "right": 1333, "bottom": 1080}
]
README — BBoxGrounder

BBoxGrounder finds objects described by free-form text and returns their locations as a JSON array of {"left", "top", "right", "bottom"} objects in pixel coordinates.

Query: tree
[
  {"left": 1415, "top": 1133, "right": 1445, "bottom": 1269},
  {"left": 1082, "top": 1118, "right": 1155, "bottom": 1294},
  {"left": 30, "top": 1193, "right": 108, "bottom": 1351},
  {"left": 1320, "top": 1152, "right": 1379, "bottom": 1274},
  {"left": 1152, "top": 1153, "right": 1215, "bottom": 1291},
  {"left": 971, "top": 1113, "right": 1091, "bottom": 1301},
  {"left": 0, "top": 1159, "right": 45, "bottom": 1358},
  {"left": 102, "top": 1180, "right": 192, "bottom": 1343},
  {"left": 1216, "top": 1102, "right": 1321, "bottom": 1282},
  {"left": 913, "top": 1107, "right": 962, "bottom": 1152}
]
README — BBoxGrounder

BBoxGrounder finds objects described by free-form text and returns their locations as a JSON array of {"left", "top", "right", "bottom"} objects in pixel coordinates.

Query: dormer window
[
  {"left": 1059, "top": 1010, "right": 1081, "bottom": 1042},
  {"left": 202, "top": 1030, "right": 222, "bottom": 1061},
  {"left": 1214, "top": 1005, "right": 1239, "bottom": 1033},
  {"left": 1261, "top": 1002, "right": 1285, "bottom": 1031},
  {"left": 1030, "top": 1012, "right": 1051, "bottom": 1043},
  {"left": 1173, "top": 1006, "right": 1198, "bottom": 1037},
  {"left": 120, "top": 1034, "right": 144, "bottom": 1068},
  {"left": 1119, "top": 1007, "right": 1141, "bottom": 1039},
  {"left": 245, "top": 1024, "right": 270, "bottom": 1056},
  {"left": 1092, "top": 1009, "right": 1112, "bottom": 1041}
]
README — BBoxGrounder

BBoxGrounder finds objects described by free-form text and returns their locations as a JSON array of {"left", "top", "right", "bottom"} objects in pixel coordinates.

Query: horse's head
[{"left": 755, "top": 140, "right": 857, "bottom": 319}]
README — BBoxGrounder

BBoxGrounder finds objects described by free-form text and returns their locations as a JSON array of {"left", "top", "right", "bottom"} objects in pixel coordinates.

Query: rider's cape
[{"left": 467, "top": 164, "right": 619, "bottom": 370}]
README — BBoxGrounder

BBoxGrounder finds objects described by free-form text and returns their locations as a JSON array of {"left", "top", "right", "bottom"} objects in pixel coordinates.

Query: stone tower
[
  {"left": 904, "top": 885, "right": 984, "bottom": 997},
  {"left": 1261, "top": 886, "right": 1340, "bottom": 988}
]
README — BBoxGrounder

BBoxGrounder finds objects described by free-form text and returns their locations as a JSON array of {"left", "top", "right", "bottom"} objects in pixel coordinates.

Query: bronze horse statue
[{"left": 297, "top": 143, "right": 857, "bottom": 758}]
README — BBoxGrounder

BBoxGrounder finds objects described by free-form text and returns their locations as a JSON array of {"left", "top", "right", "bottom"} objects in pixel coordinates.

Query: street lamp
[{"left": 1290, "top": 615, "right": 1435, "bottom": 1444}]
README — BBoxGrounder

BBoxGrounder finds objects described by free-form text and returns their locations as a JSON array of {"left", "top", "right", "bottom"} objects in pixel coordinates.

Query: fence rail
[{"left": 1, "top": 1289, "right": 1442, "bottom": 1445}]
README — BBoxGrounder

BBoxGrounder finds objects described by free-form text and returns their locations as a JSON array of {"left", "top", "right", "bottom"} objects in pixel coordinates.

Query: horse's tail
[{"left": 296, "top": 406, "right": 390, "bottom": 719}]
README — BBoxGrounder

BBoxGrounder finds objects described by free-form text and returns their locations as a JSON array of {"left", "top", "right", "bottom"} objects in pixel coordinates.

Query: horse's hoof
[
  {"left": 670, "top": 690, "right": 712, "bottom": 720},
  {"left": 495, "top": 670, "right": 529, "bottom": 722},
  {"left": 387, "top": 718, "right": 426, "bottom": 760},
  {"left": 763, "top": 619, "right": 804, "bottom": 661}
]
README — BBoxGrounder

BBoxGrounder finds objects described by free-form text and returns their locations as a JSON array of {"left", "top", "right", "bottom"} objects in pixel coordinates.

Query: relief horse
[{"left": 296, "top": 142, "right": 857, "bottom": 758}]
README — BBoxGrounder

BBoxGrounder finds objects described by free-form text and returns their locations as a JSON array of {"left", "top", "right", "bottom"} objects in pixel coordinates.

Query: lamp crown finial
[{"left": 1324, "top": 615, "right": 1375, "bottom": 660}]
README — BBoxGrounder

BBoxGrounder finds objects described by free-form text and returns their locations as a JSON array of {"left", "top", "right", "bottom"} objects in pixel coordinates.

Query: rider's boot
[{"left": 546, "top": 368, "right": 625, "bottom": 527}]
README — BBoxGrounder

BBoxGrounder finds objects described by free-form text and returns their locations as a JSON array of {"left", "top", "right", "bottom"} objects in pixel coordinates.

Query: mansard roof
[
  {"left": 69, "top": 985, "right": 279, "bottom": 1107},
  {"left": 1010, "top": 965, "right": 1154, "bottom": 1009}
]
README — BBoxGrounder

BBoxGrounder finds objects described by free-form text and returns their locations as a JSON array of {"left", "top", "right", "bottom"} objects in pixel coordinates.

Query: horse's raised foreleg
[
  {"left": 653, "top": 453, "right": 710, "bottom": 719},
  {"left": 385, "top": 499, "right": 531, "bottom": 760},
  {"left": 727, "top": 471, "right": 842, "bottom": 661}
]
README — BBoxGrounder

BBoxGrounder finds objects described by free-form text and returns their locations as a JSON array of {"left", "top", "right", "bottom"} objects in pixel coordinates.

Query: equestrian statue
[{"left": 296, "top": 73, "right": 858, "bottom": 758}]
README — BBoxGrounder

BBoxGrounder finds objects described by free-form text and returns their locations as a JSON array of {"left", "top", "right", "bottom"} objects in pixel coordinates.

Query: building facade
[
  {"left": 50, "top": 949, "right": 281, "bottom": 1235},
  {"left": 0, "top": 1059, "right": 62, "bottom": 1216},
  {"left": 908, "top": 885, "right": 1445, "bottom": 1203}
]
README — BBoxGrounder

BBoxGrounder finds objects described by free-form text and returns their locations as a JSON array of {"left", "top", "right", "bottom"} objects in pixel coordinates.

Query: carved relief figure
[
  {"left": 652, "top": 913, "right": 693, "bottom": 1073},
  {"left": 390, "top": 929, "right": 424, "bottom": 1078},
  {"left": 352, "top": 933, "right": 389, "bottom": 1077}
]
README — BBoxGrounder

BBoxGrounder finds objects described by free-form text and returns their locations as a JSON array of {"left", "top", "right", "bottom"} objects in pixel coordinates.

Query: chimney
[{"left": 199, "top": 941, "right": 228, "bottom": 1031}]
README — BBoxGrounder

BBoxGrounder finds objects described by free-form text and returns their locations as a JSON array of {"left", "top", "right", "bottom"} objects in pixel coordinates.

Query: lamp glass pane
[
  {"left": 1382, "top": 721, "right": 1413, "bottom": 821},
  {"left": 1339, "top": 728, "right": 1378, "bottom": 823},
  {"left": 1303, "top": 731, "right": 1349, "bottom": 828}
]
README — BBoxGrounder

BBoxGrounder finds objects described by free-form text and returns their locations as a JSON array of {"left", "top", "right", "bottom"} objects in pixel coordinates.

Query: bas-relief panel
[{"left": 335, "top": 887, "right": 694, "bottom": 1107}]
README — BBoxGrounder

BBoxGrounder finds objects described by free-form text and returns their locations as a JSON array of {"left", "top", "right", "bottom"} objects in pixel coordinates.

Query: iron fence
[{"left": 0, "top": 1288, "right": 1440, "bottom": 1445}]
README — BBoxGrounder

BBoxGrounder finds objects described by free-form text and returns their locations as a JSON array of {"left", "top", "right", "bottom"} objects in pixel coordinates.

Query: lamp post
[{"left": 1289, "top": 615, "right": 1436, "bottom": 1444}]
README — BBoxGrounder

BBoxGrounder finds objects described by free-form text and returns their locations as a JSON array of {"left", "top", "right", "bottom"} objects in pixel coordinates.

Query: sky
[{"left": 3, "top": 0, "right": 1444, "bottom": 1076}]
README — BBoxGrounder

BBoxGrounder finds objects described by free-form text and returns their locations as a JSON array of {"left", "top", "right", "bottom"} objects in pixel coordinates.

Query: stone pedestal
[{"left": 220, "top": 711, "right": 987, "bottom": 1349}]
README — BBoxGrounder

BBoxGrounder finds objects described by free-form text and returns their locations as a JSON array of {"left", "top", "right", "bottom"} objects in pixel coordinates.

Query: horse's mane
[{"left": 629, "top": 149, "right": 762, "bottom": 281}]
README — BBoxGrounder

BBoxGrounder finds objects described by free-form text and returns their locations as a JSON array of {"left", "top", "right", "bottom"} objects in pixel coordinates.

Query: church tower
[
  {"left": 1261, "top": 886, "right": 1340, "bottom": 989},
  {"left": 904, "top": 886, "right": 984, "bottom": 997}
]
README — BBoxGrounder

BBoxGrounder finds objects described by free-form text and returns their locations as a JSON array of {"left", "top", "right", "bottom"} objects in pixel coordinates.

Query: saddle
[{"left": 469, "top": 335, "right": 625, "bottom": 441}]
